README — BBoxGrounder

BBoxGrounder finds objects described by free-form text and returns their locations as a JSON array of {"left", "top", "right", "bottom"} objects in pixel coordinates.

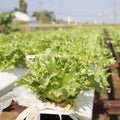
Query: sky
[{"left": 0, "top": 0, "right": 120, "bottom": 24}]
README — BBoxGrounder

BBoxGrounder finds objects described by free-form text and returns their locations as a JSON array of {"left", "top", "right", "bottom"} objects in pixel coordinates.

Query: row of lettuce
[
  {"left": 0, "top": 27, "right": 115, "bottom": 106},
  {"left": 107, "top": 26, "right": 120, "bottom": 53}
]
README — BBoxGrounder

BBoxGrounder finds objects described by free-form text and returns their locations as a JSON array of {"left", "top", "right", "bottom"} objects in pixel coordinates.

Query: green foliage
[
  {"left": 33, "top": 10, "right": 55, "bottom": 23},
  {"left": 107, "top": 27, "right": 120, "bottom": 52},
  {"left": 0, "top": 13, "right": 15, "bottom": 34},
  {"left": 0, "top": 37, "right": 26, "bottom": 71},
  {"left": 14, "top": 27, "right": 114, "bottom": 106},
  {"left": 19, "top": 0, "right": 27, "bottom": 13},
  {"left": 0, "top": 13, "right": 13, "bottom": 25},
  {"left": 0, "top": 27, "right": 115, "bottom": 105}
]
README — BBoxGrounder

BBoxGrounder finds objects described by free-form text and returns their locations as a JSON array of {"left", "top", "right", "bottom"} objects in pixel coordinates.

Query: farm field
[{"left": 0, "top": 26, "right": 120, "bottom": 120}]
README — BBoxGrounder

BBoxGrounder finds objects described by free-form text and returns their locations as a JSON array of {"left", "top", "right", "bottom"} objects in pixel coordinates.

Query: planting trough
[{"left": 0, "top": 68, "right": 27, "bottom": 97}]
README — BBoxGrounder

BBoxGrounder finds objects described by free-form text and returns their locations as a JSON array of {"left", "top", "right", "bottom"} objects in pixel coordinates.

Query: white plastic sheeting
[
  {"left": 0, "top": 86, "right": 94, "bottom": 120},
  {"left": 0, "top": 68, "right": 27, "bottom": 97}
]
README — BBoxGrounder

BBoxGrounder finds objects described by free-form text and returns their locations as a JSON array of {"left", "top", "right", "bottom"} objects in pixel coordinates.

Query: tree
[
  {"left": 0, "top": 13, "right": 13, "bottom": 25},
  {"left": 33, "top": 12, "right": 40, "bottom": 21},
  {"left": 19, "top": 0, "right": 27, "bottom": 13},
  {"left": 40, "top": 11, "right": 55, "bottom": 23},
  {"left": 33, "top": 10, "right": 56, "bottom": 23},
  {"left": 0, "top": 13, "right": 15, "bottom": 33}
]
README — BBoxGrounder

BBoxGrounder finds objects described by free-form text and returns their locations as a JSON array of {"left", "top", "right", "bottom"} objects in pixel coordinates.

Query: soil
[{"left": 0, "top": 101, "right": 26, "bottom": 120}]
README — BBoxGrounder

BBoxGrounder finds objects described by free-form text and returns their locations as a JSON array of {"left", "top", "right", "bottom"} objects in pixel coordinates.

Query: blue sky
[{"left": 0, "top": 0, "right": 120, "bottom": 23}]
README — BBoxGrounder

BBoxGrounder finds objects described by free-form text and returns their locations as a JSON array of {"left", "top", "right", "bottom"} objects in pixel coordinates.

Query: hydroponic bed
[{"left": 0, "top": 27, "right": 115, "bottom": 120}]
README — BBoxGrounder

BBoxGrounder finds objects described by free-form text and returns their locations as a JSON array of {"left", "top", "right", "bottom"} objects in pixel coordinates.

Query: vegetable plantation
[
  {"left": 0, "top": 27, "right": 115, "bottom": 106},
  {"left": 107, "top": 27, "right": 120, "bottom": 53}
]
